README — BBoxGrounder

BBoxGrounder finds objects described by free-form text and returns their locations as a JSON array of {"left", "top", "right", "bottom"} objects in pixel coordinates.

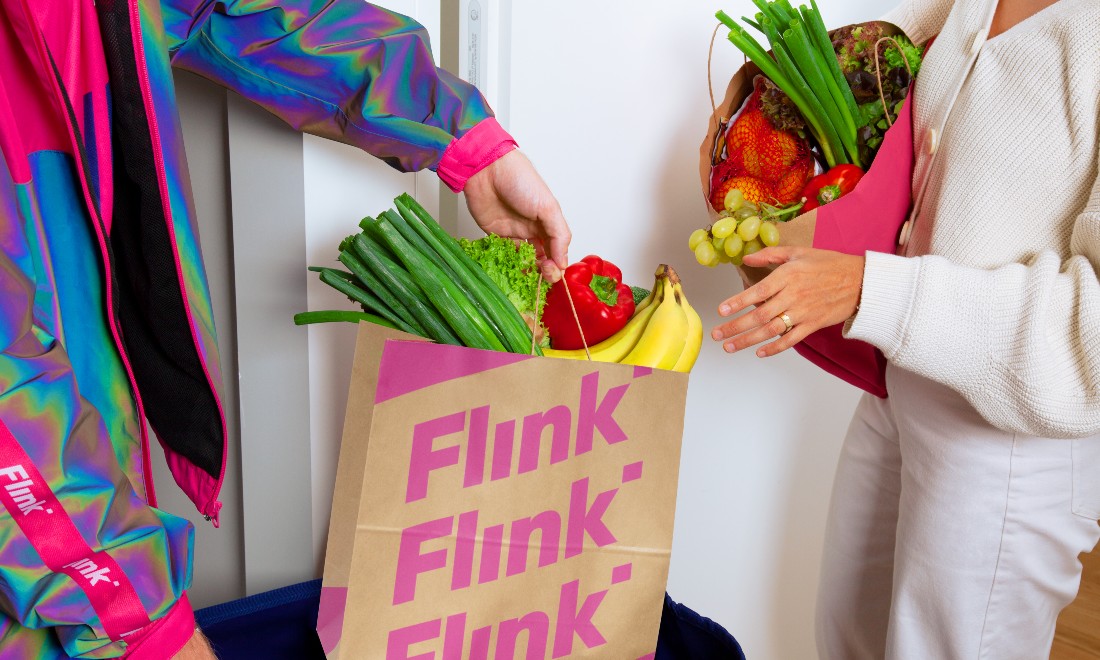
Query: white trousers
[{"left": 816, "top": 365, "right": 1100, "bottom": 660}]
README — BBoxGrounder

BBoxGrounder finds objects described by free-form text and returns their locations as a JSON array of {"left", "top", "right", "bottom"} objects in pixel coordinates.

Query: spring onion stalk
[
  {"left": 390, "top": 201, "right": 490, "bottom": 323},
  {"left": 717, "top": 11, "right": 842, "bottom": 165},
  {"left": 802, "top": 2, "right": 861, "bottom": 139},
  {"left": 777, "top": 0, "right": 800, "bottom": 21},
  {"left": 294, "top": 310, "right": 398, "bottom": 328},
  {"left": 373, "top": 217, "right": 507, "bottom": 352},
  {"left": 398, "top": 194, "right": 542, "bottom": 356},
  {"left": 308, "top": 266, "right": 355, "bottom": 282},
  {"left": 386, "top": 205, "right": 510, "bottom": 350},
  {"left": 376, "top": 209, "right": 461, "bottom": 281},
  {"left": 396, "top": 195, "right": 539, "bottom": 355},
  {"left": 318, "top": 269, "right": 418, "bottom": 334},
  {"left": 752, "top": 0, "right": 789, "bottom": 26},
  {"left": 756, "top": 15, "right": 795, "bottom": 63},
  {"left": 393, "top": 197, "right": 532, "bottom": 354},
  {"left": 380, "top": 209, "right": 508, "bottom": 347},
  {"left": 716, "top": 3, "right": 865, "bottom": 168},
  {"left": 758, "top": 16, "right": 851, "bottom": 164},
  {"left": 350, "top": 232, "right": 461, "bottom": 345},
  {"left": 338, "top": 249, "right": 425, "bottom": 335},
  {"left": 349, "top": 231, "right": 427, "bottom": 310},
  {"left": 783, "top": 21, "right": 860, "bottom": 163},
  {"left": 760, "top": 17, "right": 852, "bottom": 164},
  {"left": 308, "top": 195, "right": 545, "bottom": 355}
]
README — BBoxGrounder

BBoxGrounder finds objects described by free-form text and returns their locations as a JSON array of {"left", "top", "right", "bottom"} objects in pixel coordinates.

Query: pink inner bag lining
[{"left": 791, "top": 96, "right": 916, "bottom": 398}]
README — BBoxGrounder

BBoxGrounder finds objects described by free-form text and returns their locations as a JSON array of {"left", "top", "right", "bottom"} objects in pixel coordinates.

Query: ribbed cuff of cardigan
[
  {"left": 843, "top": 251, "right": 921, "bottom": 357},
  {"left": 436, "top": 117, "right": 518, "bottom": 193}
]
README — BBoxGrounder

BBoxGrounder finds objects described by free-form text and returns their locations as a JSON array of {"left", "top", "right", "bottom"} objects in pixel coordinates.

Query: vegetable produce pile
[
  {"left": 295, "top": 194, "right": 542, "bottom": 355},
  {"left": 296, "top": 196, "right": 703, "bottom": 372},
  {"left": 693, "top": 0, "right": 923, "bottom": 269},
  {"left": 709, "top": 77, "right": 816, "bottom": 211}
]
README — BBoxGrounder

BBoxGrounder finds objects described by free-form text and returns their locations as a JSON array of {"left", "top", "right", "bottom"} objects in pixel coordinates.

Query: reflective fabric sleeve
[
  {"left": 0, "top": 191, "right": 193, "bottom": 658},
  {"left": 161, "top": 0, "right": 505, "bottom": 174}
]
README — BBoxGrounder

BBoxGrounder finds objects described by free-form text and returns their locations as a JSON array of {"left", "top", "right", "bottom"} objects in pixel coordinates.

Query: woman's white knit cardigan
[{"left": 846, "top": 0, "right": 1100, "bottom": 438}]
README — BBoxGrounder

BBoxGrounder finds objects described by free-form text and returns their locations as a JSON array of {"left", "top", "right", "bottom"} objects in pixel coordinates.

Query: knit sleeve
[
  {"left": 882, "top": 0, "right": 954, "bottom": 44},
  {"left": 845, "top": 153, "right": 1100, "bottom": 439}
]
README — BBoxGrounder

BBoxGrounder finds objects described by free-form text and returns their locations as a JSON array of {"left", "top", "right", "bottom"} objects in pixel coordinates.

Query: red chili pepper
[
  {"left": 543, "top": 255, "right": 635, "bottom": 350},
  {"left": 799, "top": 164, "right": 865, "bottom": 211}
]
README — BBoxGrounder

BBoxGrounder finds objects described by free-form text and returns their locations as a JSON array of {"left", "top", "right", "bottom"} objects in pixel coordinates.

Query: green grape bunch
[{"left": 689, "top": 188, "right": 782, "bottom": 268}]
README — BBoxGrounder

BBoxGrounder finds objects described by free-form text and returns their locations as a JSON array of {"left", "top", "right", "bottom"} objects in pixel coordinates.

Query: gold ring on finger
[{"left": 778, "top": 313, "right": 793, "bottom": 335}]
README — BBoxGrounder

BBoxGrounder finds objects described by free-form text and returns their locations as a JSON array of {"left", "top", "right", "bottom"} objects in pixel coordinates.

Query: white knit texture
[{"left": 846, "top": 0, "right": 1100, "bottom": 438}]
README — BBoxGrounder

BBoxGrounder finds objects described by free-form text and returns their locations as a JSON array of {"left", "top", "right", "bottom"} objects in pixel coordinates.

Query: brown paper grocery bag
[
  {"left": 319, "top": 323, "right": 688, "bottom": 659},
  {"left": 318, "top": 326, "right": 429, "bottom": 655}
]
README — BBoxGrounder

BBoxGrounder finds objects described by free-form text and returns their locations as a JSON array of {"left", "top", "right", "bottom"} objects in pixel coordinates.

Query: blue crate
[{"left": 195, "top": 582, "right": 745, "bottom": 659}]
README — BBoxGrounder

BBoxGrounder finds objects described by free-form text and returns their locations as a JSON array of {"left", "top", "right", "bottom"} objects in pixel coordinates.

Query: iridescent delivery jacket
[{"left": 0, "top": 0, "right": 513, "bottom": 656}]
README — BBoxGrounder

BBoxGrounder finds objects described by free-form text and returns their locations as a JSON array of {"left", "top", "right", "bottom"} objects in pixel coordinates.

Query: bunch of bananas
[{"left": 543, "top": 265, "right": 703, "bottom": 373}]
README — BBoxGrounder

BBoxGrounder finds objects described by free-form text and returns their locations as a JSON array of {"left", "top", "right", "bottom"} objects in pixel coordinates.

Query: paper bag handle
[
  {"left": 872, "top": 36, "right": 914, "bottom": 129},
  {"left": 708, "top": 23, "right": 726, "bottom": 149},
  {"left": 707, "top": 23, "right": 749, "bottom": 171}
]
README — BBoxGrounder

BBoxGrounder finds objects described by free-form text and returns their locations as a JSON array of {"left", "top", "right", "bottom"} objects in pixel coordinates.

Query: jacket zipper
[{"left": 128, "top": 0, "right": 226, "bottom": 523}]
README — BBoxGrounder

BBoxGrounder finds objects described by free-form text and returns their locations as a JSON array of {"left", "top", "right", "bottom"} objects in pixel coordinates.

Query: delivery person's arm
[{"left": 161, "top": 0, "right": 569, "bottom": 275}]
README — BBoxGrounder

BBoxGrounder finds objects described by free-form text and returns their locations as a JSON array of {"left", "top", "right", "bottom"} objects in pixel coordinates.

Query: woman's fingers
[
  {"left": 741, "top": 246, "right": 803, "bottom": 268},
  {"left": 711, "top": 248, "right": 865, "bottom": 359},
  {"left": 756, "top": 320, "right": 815, "bottom": 357},
  {"left": 723, "top": 315, "right": 790, "bottom": 353},
  {"left": 712, "top": 290, "right": 791, "bottom": 341},
  {"left": 718, "top": 271, "right": 785, "bottom": 317},
  {"left": 539, "top": 199, "right": 571, "bottom": 277}
]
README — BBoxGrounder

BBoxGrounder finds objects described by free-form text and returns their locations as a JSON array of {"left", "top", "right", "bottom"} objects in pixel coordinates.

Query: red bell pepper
[
  {"left": 800, "top": 164, "right": 865, "bottom": 211},
  {"left": 543, "top": 255, "right": 635, "bottom": 350}
]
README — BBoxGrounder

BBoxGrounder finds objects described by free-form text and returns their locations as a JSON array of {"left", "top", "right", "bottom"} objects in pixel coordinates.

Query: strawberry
[
  {"left": 721, "top": 77, "right": 816, "bottom": 202},
  {"left": 711, "top": 174, "right": 776, "bottom": 210},
  {"left": 774, "top": 160, "right": 816, "bottom": 205},
  {"left": 708, "top": 160, "right": 739, "bottom": 211}
]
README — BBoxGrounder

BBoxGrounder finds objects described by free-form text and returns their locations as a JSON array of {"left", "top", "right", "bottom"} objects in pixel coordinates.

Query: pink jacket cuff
[
  {"left": 436, "top": 117, "right": 518, "bottom": 193},
  {"left": 122, "top": 593, "right": 196, "bottom": 659}
]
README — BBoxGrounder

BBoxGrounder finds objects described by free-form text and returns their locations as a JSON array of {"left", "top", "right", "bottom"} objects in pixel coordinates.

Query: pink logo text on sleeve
[{"left": 1, "top": 464, "right": 54, "bottom": 516}]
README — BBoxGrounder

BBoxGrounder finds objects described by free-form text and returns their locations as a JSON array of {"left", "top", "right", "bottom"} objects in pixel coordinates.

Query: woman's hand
[
  {"left": 464, "top": 150, "right": 571, "bottom": 282},
  {"left": 712, "top": 247, "right": 865, "bottom": 357}
]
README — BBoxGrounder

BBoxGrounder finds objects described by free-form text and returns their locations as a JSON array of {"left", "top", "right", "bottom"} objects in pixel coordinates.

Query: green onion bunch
[
  {"left": 717, "top": 0, "right": 863, "bottom": 168},
  {"left": 295, "top": 194, "right": 541, "bottom": 356}
]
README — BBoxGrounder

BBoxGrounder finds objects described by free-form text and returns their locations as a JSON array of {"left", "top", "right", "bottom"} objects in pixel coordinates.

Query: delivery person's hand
[
  {"left": 173, "top": 628, "right": 217, "bottom": 659},
  {"left": 464, "top": 150, "right": 571, "bottom": 283}
]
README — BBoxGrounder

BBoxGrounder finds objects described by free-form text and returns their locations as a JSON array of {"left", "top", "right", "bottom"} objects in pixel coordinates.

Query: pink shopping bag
[{"left": 790, "top": 95, "right": 915, "bottom": 398}]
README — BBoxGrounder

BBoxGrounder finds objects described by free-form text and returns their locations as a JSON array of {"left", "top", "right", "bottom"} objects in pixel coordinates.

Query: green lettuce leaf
[{"left": 459, "top": 234, "right": 547, "bottom": 343}]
